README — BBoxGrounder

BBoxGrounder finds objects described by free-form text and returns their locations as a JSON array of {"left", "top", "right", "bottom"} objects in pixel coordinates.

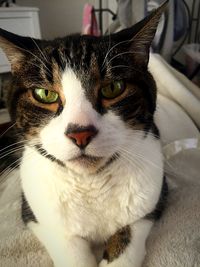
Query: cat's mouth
[
  {"left": 67, "top": 152, "right": 119, "bottom": 173},
  {"left": 68, "top": 154, "right": 103, "bottom": 166}
]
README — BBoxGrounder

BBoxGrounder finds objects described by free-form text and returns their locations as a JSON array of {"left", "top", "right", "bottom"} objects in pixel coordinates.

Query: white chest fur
[{"left": 20, "top": 135, "right": 163, "bottom": 243}]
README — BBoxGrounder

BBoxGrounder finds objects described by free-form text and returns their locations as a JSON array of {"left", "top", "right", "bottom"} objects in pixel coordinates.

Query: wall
[
  {"left": 16, "top": 0, "right": 146, "bottom": 40},
  {"left": 15, "top": 0, "right": 200, "bottom": 63},
  {"left": 17, "top": 0, "right": 97, "bottom": 39}
]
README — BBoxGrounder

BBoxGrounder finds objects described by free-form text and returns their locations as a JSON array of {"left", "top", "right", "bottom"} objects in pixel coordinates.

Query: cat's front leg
[
  {"left": 29, "top": 222, "right": 97, "bottom": 267},
  {"left": 99, "top": 219, "right": 153, "bottom": 267}
]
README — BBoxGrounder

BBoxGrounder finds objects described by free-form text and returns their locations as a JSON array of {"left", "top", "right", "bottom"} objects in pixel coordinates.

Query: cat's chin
[
  {"left": 66, "top": 154, "right": 104, "bottom": 174},
  {"left": 66, "top": 152, "right": 119, "bottom": 175},
  {"left": 68, "top": 154, "right": 103, "bottom": 166}
]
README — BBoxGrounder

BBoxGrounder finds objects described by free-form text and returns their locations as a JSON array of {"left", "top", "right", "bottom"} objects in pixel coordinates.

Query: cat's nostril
[{"left": 65, "top": 124, "right": 98, "bottom": 149}]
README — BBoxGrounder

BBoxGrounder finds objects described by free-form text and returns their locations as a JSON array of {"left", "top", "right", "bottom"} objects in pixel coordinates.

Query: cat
[{"left": 0, "top": 2, "right": 168, "bottom": 267}]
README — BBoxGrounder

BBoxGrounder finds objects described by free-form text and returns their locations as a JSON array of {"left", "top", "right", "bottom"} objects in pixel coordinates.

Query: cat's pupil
[{"left": 45, "top": 90, "right": 48, "bottom": 97}]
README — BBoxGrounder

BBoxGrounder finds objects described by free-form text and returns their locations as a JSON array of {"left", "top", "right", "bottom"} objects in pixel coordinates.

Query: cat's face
[{"left": 0, "top": 4, "right": 165, "bottom": 174}]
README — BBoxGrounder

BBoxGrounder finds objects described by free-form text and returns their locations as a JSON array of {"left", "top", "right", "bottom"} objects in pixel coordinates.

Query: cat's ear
[
  {"left": 113, "top": 0, "right": 168, "bottom": 66},
  {"left": 0, "top": 28, "right": 36, "bottom": 73}
]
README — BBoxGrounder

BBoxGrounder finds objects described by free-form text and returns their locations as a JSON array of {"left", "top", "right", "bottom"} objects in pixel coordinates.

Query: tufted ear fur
[
  {"left": 0, "top": 28, "right": 39, "bottom": 73},
  {"left": 112, "top": 0, "right": 169, "bottom": 67}
]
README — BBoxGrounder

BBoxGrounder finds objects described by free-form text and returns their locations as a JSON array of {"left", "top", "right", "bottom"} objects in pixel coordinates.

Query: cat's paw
[
  {"left": 99, "top": 259, "right": 109, "bottom": 267},
  {"left": 99, "top": 259, "right": 123, "bottom": 267},
  {"left": 99, "top": 259, "right": 133, "bottom": 267}
]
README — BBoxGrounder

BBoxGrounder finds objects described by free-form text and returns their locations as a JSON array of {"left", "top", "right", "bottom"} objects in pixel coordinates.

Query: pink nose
[{"left": 66, "top": 125, "right": 98, "bottom": 149}]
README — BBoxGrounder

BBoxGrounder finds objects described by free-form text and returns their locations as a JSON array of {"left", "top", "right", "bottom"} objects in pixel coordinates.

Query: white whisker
[
  {"left": 13, "top": 43, "right": 52, "bottom": 77},
  {"left": 0, "top": 140, "right": 27, "bottom": 153},
  {"left": 30, "top": 37, "right": 49, "bottom": 63},
  {"left": 101, "top": 38, "right": 133, "bottom": 70},
  {"left": 0, "top": 146, "right": 25, "bottom": 160},
  {"left": 0, "top": 122, "right": 16, "bottom": 138},
  {"left": 102, "top": 51, "right": 139, "bottom": 72}
]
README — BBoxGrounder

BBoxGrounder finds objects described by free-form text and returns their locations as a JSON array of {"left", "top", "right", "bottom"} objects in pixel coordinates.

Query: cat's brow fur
[{"left": 0, "top": 2, "right": 168, "bottom": 267}]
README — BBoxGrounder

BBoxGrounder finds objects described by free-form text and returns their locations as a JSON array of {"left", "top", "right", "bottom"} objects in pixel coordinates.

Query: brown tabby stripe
[
  {"left": 34, "top": 144, "right": 65, "bottom": 167},
  {"left": 21, "top": 192, "right": 37, "bottom": 224},
  {"left": 103, "top": 226, "right": 131, "bottom": 263}
]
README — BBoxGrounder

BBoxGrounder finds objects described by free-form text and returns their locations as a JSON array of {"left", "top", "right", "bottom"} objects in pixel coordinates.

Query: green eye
[
  {"left": 101, "top": 80, "right": 125, "bottom": 99},
  {"left": 33, "top": 88, "right": 59, "bottom": 103}
]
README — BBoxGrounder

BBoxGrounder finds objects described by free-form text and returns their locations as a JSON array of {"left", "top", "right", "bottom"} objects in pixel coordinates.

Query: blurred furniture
[
  {"left": 94, "top": 0, "right": 116, "bottom": 34},
  {"left": 0, "top": 6, "right": 41, "bottom": 127},
  {"left": 188, "top": 0, "right": 200, "bottom": 43},
  {"left": 0, "top": 6, "right": 41, "bottom": 73}
]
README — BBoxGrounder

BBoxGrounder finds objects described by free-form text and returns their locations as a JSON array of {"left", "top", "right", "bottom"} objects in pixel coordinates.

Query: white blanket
[{"left": 0, "top": 53, "right": 200, "bottom": 266}]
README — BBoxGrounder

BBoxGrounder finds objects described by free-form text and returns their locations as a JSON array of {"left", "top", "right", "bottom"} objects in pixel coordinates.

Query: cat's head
[{"left": 0, "top": 2, "right": 167, "bottom": 175}]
